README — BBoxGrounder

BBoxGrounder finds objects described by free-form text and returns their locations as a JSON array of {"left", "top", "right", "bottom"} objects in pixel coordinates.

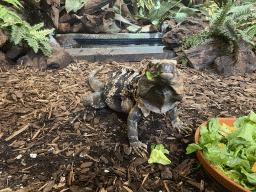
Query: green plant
[
  {"left": 177, "top": 55, "right": 189, "bottom": 66},
  {"left": 130, "top": 0, "right": 186, "bottom": 29},
  {"left": 0, "top": 0, "right": 53, "bottom": 56},
  {"left": 179, "top": 0, "right": 256, "bottom": 59},
  {"left": 186, "top": 111, "right": 256, "bottom": 190},
  {"left": 146, "top": 71, "right": 162, "bottom": 80}
]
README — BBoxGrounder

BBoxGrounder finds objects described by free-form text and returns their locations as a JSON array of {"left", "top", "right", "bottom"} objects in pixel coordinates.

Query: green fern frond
[
  {"left": 231, "top": 4, "right": 255, "bottom": 23},
  {"left": 25, "top": 37, "right": 39, "bottom": 53},
  {"left": 210, "top": 1, "right": 234, "bottom": 32},
  {"left": 31, "top": 22, "right": 44, "bottom": 31},
  {"left": 179, "top": 30, "right": 213, "bottom": 50},
  {"left": 2, "top": 0, "right": 23, "bottom": 9},
  {"left": 221, "top": 20, "right": 238, "bottom": 41},
  {"left": 180, "top": 0, "right": 256, "bottom": 60},
  {"left": 244, "top": 23, "right": 256, "bottom": 38},
  {"left": 40, "top": 41, "right": 53, "bottom": 56},
  {"left": 0, "top": 5, "right": 22, "bottom": 23},
  {"left": 31, "top": 28, "right": 54, "bottom": 40},
  {"left": 1, "top": 1, "right": 53, "bottom": 56},
  {"left": 237, "top": 29, "right": 255, "bottom": 48},
  {"left": 11, "top": 24, "right": 24, "bottom": 44}
]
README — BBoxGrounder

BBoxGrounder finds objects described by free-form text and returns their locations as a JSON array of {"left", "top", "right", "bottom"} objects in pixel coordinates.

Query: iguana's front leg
[
  {"left": 167, "top": 105, "right": 192, "bottom": 135},
  {"left": 127, "top": 104, "right": 147, "bottom": 157}
]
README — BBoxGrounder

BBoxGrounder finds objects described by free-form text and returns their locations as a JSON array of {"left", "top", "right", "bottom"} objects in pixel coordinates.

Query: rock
[
  {"left": 120, "top": 29, "right": 129, "bottom": 33},
  {"left": 58, "top": 23, "right": 71, "bottom": 33},
  {"left": 5, "top": 45, "right": 27, "bottom": 61},
  {"left": 79, "top": 9, "right": 121, "bottom": 33},
  {"left": 55, "top": 35, "right": 80, "bottom": 48},
  {"left": 162, "top": 17, "right": 208, "bottom": 48},
  {"left": 77, "top": 0, "right": 112, "bottom": 15},
  {"left": 184, "top": 41, "right": 220, "bottom": 71},
  {"left": 236, "top": 41, "right": 256, "bottom": 74},
  {"left": 70, "top": 21, "right": 89, "bottom": 33},
  {"left": 0, "top": 29, "right": 8, "bottom": 47},
  {"left": 213, "top": 54, "right": 237, "bottom": 76},
  {"left": 59, "top": 12, "right": 72, "bottom": 23},
  {"left": 60, "top": 12, "right": 80, "bottom": 25},
  {"left": 161, "top": 19, "right": 176, "bottom": 33},
  {"left": 213, "top": 41, "right": 256, "bottom": 76},
  {"left": 140, "top": 24, "right": 157, "bottom": 33},
  {"left": 17, "top": 42, "right": 75, "bottom": 69},
  {"left": 0, "top": 51, "right": 14, "bottom": 66}
]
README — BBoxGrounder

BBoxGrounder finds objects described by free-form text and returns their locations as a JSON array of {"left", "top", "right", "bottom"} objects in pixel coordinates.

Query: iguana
[{"left": 83, "top": 59, "right": 187, "bottom": 157}]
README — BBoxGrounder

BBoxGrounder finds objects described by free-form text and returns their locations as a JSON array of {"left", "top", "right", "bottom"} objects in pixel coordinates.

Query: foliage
[
  {"left": 174, "top": 6, "right": 199, "bottom": 23},
  {"left": 131, "top": 0, "right": 186, "bottom": 28},
  {"left": 148, "top": 144, "right": 171, "bottom": 165},
  {"left": 193, "top": 0, "right": 219, "bottom": 19},
  {"left": 1, "top": 0, "right": 22, "bottom": 8},
  {"left": 129, "top": 0, "right": 210, "bottom": 29},
  {"left": 146, "top": 71, "right": 162, "bottom": 80},
  {"left": 186, "top": 111, "right": 256, "bottom": 190},
  {"left": 179, "top": 0, "right": 256, "bottom": 58},
  {"left": 177, "top": 55, "right": 189, "bottom": 66},
  {"left": 0, "top": 0, "right": 53, "bottom": 56},
  {"left": 65, "top": 0, "right": 89, "bottom": 13}
]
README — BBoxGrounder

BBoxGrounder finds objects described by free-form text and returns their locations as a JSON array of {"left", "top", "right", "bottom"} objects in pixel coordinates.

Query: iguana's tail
[{"left": 89, "top": 66, "right": 105, "bottom": 92}]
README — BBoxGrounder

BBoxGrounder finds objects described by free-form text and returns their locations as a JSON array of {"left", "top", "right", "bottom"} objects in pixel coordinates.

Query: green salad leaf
[
  {"left": 186, "top": 111, "right": 256, "bottom": 190},
  {"left": 148, "top": 144, "right": 171, "bottom": 165}
]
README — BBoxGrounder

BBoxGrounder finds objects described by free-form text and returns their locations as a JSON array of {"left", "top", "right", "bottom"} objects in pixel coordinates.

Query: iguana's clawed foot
[
  {"left": 71, "top": 108, "right": 96, "bottom": 124},
  {"left": 71, "top": 109, "right": 84, "bottom": 124},
  {"left": 172, "top": 120, "right": 192, "bottom": 136},
  {"left": 130, "top": 141, "right": 148, "bottom": 157}
]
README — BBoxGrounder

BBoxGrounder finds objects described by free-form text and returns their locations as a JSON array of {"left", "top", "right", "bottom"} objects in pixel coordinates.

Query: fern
[
  {"left": 179, "top": 30, "right": 213, "bottom": 51},
  {"left": 210, "top": 1, "right": 235, "bottom": 33},
  {"left": 1, "top": 0, "right": 22, "bottom": 8},
  {"left": 0, "top": 2, "right": 53, "bottom": 56},
  {"left": 244, "top": 23, "right": 256, "bottom": 39},
  {"left": 181, "top": 0, "right": 256, "bottom": 59}
]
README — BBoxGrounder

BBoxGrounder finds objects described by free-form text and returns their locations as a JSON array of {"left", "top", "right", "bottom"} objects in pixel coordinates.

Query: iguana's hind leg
[
  {"left": 71, "top": 92, "right": 106, "bottom": 124},
  {"left": 83, "top": 92, "right": 106, "bottom": 109}
]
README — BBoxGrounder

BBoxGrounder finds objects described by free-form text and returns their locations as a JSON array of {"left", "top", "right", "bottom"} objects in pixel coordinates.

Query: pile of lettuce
[{"left": 186, "top": 111, "right": 256, "bottom": 190}]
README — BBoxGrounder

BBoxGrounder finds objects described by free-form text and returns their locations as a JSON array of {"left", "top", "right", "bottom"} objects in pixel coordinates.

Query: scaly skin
[{"left": 82, "top": 60, "right": 186, "bottom": 156}]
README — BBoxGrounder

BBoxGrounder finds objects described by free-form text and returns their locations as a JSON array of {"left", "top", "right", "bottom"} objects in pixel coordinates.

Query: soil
[{"left": 0, "top": 59, "right": 255, "bottom": 192}]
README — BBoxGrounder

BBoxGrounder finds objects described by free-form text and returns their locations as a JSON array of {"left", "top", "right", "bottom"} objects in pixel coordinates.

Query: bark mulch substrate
[{"left": 0, "top": 60, "right": 255, "bottom": 192}]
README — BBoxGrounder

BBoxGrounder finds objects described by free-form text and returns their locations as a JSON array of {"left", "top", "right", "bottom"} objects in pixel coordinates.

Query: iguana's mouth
[{"left": 141, "top": 98, "right": 175, "bottom": 114}]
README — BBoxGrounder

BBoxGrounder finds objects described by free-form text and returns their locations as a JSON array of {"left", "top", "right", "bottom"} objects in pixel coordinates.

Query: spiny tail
[{"left": 89, "top": 66, "right": 105, "bottom": 92}]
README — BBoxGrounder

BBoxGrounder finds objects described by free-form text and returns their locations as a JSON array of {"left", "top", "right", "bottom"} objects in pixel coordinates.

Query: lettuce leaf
[
  {"left": 186, "top": 111, "right": 256, "bottom": 190},
  {"left": 148, "top": 144, "right": 171, "bottom": 165}
]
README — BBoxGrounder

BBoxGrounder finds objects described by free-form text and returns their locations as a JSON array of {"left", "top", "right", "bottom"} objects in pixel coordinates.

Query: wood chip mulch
[{"left": 0, "top": 60, "right": 255, "bottom": 192}]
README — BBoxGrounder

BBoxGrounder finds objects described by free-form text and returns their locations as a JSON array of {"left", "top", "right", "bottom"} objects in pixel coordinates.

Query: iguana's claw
[
  {"left": 130, "top": 141, "right": 148, "bottom": 157},
  {"left": 172, "top": 120, "right": 192, "bottom": 136}
]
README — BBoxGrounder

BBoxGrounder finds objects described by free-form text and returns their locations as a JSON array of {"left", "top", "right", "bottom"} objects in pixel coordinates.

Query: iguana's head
[{"left": 137, "top": 59, "right": 183, "bottom": 114}]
